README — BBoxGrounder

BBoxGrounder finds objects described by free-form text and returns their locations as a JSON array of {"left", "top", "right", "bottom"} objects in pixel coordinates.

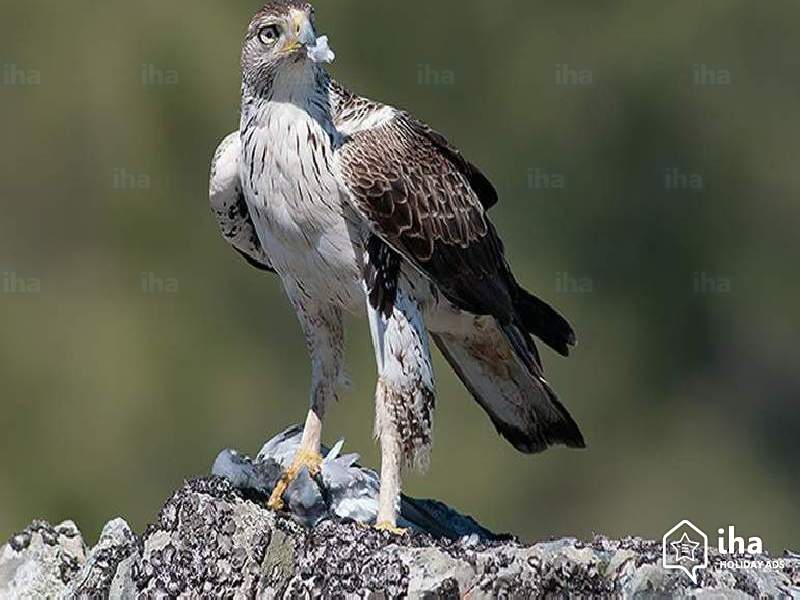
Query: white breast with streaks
[{"left": 240, "top": 98, "right": 364, "bottom": 310}]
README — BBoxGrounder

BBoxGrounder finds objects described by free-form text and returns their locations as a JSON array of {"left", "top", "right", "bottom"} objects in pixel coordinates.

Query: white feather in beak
[{"left": 307, "top": 35, "right": 335, "bottom": 64}]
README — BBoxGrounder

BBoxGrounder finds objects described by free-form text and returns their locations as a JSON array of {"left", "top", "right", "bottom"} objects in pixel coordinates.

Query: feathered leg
[
  {"left": 365, "top": 276, "right": 435, "bottom": 531},
  {"left": 268, "top": 285, "right": 345, "bottom": 510}
]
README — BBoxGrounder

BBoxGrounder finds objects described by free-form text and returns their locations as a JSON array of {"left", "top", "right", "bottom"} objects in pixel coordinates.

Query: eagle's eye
[{"left": 258, "top": 24, "right": 282, "bottom": 45}]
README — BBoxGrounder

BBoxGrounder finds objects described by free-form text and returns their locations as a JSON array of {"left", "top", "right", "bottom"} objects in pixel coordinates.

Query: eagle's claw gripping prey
[{"left": 267, "top": 448, "right": 323, "bottom": 511}]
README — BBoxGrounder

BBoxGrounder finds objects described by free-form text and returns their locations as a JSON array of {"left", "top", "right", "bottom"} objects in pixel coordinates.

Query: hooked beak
[{"left": 282, "top": 9, "right": 316, "bottom": 54}]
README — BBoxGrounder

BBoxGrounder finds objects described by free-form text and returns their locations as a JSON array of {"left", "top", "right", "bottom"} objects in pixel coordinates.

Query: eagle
[{"left": 209, "top": 0, "right": 584, "bottom": 533}]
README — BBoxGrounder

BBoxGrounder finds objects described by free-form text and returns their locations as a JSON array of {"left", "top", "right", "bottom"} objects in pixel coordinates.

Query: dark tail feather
[
  {"left": 500, "top": 322, "right": 541, "bottom": 374},
  {"left": 496, "top": 320, "right": 584, "bottom": 451},
  {"left": 513, "top": 287, "right": 577, "bottom": 356},
  {"left": 536, "top": 379, "right": 586, "bottom": 450},
  {"left": 432, "top": 320, "right": 585, "bottom": 454}
]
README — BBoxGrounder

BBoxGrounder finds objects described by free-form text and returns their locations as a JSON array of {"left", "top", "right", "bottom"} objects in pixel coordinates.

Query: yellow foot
[
  {"left": 374, "top": 521, "right": 408, "bottom": 536},
  {"left": 267, "top": 448, "right": 323, "bottom": 511}
]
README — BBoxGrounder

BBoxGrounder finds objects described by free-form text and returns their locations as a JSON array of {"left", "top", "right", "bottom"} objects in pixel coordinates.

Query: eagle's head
[{"left": 241, "top": 1, "right": 334, "bottom": 93}]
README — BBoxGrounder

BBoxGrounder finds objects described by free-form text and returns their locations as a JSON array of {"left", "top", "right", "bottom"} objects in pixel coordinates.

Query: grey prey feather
[{"left": 213, "top": 426, "right": 503, "bottom": 540}]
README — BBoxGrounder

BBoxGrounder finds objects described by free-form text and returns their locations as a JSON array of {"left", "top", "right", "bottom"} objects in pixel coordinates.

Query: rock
[
  {"left": 3, "top": 428, "right": 800, "bottom": 598},
  {"left": 64, "top": 518, "right": 139, "bottom": 598},
  {"left": 2, "top": 479, "right": 800, "bottom": 598},
  {"left": 0, "top": 520, "right": 85, "bottom": 599}
]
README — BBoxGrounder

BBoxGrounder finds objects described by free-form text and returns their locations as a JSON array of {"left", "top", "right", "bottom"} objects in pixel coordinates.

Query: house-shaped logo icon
[{"left": 662, "top": 519, "right": 708, "bottom": 583}]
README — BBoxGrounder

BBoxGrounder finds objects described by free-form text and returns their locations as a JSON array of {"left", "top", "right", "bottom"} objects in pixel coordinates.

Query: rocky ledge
[{"left": 2, "top": 477, "right": 800, "bottom": 598}]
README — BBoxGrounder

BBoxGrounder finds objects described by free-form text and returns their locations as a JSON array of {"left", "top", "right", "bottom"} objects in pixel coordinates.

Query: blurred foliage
[{"left": 1, "top": 0, "right": 798, "bottom": 550}]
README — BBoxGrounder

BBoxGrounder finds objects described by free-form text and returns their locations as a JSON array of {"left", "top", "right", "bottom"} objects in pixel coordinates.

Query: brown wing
[
  {"left": 338, "top": 112, "right": 516, "bottom": 323},
  {"left": 337, "top": 107, "right": 583, "bottom": 453}
]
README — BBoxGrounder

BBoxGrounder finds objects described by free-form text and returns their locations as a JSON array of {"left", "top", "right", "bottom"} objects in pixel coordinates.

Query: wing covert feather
[{"left": 338, "top": 112, "right": 515, "bottom": 321}]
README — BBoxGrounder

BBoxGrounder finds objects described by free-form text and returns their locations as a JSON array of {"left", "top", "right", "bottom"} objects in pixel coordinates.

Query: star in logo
[{"left": 671, "top": 532, "right": 700, "bottom": 563}]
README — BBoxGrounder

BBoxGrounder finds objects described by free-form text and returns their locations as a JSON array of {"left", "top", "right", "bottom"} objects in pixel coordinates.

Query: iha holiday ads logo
[{"left": 663, "top": 520, "right": 785, "bottom": 582}]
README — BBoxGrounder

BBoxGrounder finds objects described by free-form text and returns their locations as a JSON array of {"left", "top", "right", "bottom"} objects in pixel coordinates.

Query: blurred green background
[{"left": 1, "top": 0, "right": 798, "bottom": 550}]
